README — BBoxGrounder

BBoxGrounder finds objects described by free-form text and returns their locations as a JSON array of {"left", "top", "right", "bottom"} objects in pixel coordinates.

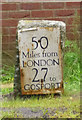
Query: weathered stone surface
[{"left": 14, "top": 20, "right": 66, "bottom": 96}]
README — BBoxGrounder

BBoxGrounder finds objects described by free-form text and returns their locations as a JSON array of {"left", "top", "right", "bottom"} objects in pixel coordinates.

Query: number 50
[{"left": 32, "top": 36, "right": 48, "bottom": 50}]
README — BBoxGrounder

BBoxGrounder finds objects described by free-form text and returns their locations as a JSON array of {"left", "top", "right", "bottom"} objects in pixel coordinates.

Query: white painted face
[{"left": 18, "top": 20, "right": 65, "bottom": 95}]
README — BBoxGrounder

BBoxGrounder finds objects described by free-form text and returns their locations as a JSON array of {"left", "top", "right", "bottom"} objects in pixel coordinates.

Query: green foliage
[
  {"left": 1, "top": 88, "right": 13, "bottom": 95},
  {"left": 64, "top": 40, "right": 80, "bottom": 94},
  {"left": 1, "top": 65, "right": 15, "bottom": 84},
  {"left": 2, "top": 95, "right": 80, "bottom": 108}
]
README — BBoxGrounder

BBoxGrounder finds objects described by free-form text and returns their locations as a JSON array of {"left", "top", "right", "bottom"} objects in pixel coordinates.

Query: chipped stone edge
[
  {"left": 17, "top": 20, "right": 66, "bottom": 48},
  {"left": 17, "top": 20, "right": 66, "bottom": 31}
]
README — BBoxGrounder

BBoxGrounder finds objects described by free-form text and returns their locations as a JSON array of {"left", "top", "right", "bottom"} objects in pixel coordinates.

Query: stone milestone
[{"left": 14, "top": 20, "right": 66, "bottom": 95}]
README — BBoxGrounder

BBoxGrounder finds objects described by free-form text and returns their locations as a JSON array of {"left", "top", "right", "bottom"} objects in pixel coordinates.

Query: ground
[{"left": 0, "top": 83, "right": 80, "bottom": 119}]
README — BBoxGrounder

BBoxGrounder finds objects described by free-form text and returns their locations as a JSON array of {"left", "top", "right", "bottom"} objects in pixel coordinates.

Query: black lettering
[
  {"left": 22, "top": 61, "right": 27, "bottom": 67},
  {"left": 57, "top": 83, "right": 60, "bottom": 88},
  {"left": 47, "top": 52, "right": 51, "bottom": 57},
  {"left": 32, "top": 37, "right": 38, "bottom": 50},
  {"left": 53, "top": 59, "right": 59, "bottom": 65},
  {"left": 32, "top": 51, "right": 34, "bottom": 57},
  {"left": 34, "top": 60, "right": 39, "bottom": 66},
  {"left": 22, "top": 51, "right": 29, "bottom": 58},
  {"left": 22, "top": 61, "right": 24, "bottom": 67},
  {"left": 27, "top": 60, "right": 33, "bottom": 67},
  {"left": 41, "top": 68, "right": 48, "bottom": 82},
  {"left": 50, "top": 77, "right": 56, "bottom": 81},
  {"left": 44, "top": 83, "right": 50, "bottom": 89},
  {"left": 42, "top": 51, "right": 45, "bottom": 57},
  {"left": 47, "top": 59, "right": 52, "bottom": 66},
  {"left": 32, "top": 68, "right": 39, "bottom": 82},
  {"left": 37, "top": 53, "right": 40, "bottom": 57},
  {"left": 40, "top": 59, "right": 46, "bottom": 66},
  {"left": 24, "top": 84, "right": 30, "bottom": 90},
  {"left": 40, "top": 36, "right": 48, "bottom": 49},
  {"left": 51, "top": 83, "right": 55, "bottom": 89},
  {"left": 53, "top": 77, "right": 56, "bottom": 81},
  {"left": 51, "top": 52, "right": 58, "bottom": 56},
  {"left": 30, "top": 84, "right": 35, "bottom": 90},
  {"left": 36, "top": 84, "right": 41, "bottom": 90}
]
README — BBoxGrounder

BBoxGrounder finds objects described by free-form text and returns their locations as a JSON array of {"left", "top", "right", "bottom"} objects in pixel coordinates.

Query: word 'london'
[{"left": 22, "top": 51, "right": 59, "bottom": 67}]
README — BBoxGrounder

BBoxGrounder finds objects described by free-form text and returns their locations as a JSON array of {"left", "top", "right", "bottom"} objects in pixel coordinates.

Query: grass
[
  {"left": 1, "top": 111, "right": 23, "bottom": 119},
  {"left": 1, "top": 94, "right": 80, "bottom": 108},
  {"left": 1, "top": 88, "right": 13, "bottom": 95},
  {"left": 63, "top": 40, "right": 80, "bottom": 95},
  {"left": 1, "top": 94, "right": 80, "bottom": 118},
  {"left": 1, "top": 65, "right": 15, "bottom": 84}
]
